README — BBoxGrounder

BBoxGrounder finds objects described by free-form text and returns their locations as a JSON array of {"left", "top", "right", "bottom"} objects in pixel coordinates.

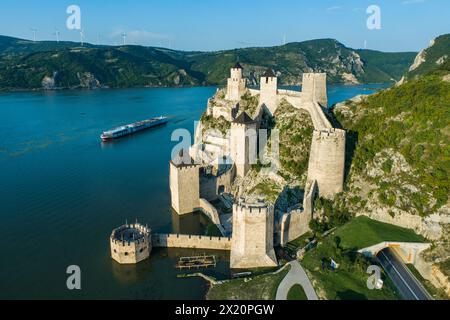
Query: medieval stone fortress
[{"left": 111, "top": 63, "right": 346, "bottom": 269}]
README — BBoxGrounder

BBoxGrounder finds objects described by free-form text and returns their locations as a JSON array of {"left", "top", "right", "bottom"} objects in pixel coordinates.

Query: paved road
[
  {"left": 276, "top": 261, "right": 318, "bottom": 300},
  {"left": 377, "top": 247, "right": 432, "bottom": 300}
]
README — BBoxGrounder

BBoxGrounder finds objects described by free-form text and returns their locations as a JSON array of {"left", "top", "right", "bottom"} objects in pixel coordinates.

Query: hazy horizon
[
  {"left": 0, "top": 0, "right": 448, "bottom": 52},
  {"left": 0, "top": 32, "right": 426, "bottom": 54}
]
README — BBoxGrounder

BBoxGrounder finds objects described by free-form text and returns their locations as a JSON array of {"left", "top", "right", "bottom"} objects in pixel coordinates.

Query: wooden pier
[{"left": 176, "top": 254, "right": 217, "bottom": 269}]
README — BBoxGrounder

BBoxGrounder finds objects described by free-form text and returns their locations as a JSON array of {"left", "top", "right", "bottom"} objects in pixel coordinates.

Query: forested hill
[
  {"left": 403, "top": 34, "right": 450, "bottom": 81},
  {"left": 332, "top": 58, "right": 450, "bottom": 219},
  {"left": 0, "top": 35, "right": 416, "bottom": 90}
]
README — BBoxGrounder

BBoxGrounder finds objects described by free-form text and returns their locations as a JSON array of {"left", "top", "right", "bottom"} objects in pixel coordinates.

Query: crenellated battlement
[
  {"left": 171, "top": 162, "right": 199, "bottom": 170},
  {"left": 226, "top": 62, "right": 246, "bottom": 101},
  {"left": 110, "top": 222, "right": 152, "bottom": 264},
  {"left": 152, "top": 233, "right": 232, "bottom": 250},
  {"left": 233, "top": 198, "right": 272, "bottom": 215},
  {"left": 313, "top": 128, "right": 346, "bottom": 139},
  {"left": 302, "top": 73, "right": 328, "bottom": 107},
  {"left": 231, "top": 198, "right": 278, "bottom": 268},
  {"left": 157, "top": 233, "right": 231, "bottom": 241}
]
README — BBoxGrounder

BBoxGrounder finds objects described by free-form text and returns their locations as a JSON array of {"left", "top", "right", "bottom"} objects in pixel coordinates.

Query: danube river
[{"left": 0, "top": 84, "right": 387, "bottom": 299}]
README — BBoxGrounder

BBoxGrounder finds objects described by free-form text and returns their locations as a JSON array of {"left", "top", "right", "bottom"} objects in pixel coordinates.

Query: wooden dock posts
[{"left": 176, "top": 254, "right": 217, "bottom": 269}]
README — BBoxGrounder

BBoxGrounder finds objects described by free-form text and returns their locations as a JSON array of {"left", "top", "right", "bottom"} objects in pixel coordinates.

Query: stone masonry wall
[
  {"left": 230, "top": 122, "right": 257, "bottom": 178},
  {"left": 110, "top": 237, "right": 151, "bottom": 264},
  {"left": 302, "top": 73, "right": 328, "bottom": 107},
  {"left": 259, "top": 76, "right": 278, "bottom": 115},
  {"left": 152, "top": 233, "right": 231, "bottom": 250},
  {"left": 307, "top": 129, "right": 346, "bottom": 199},
  {"left": 170, "top": 162, "right": 200, "bottom": 215},
  {"left": 230, "top": 202, "right": 278, "bottom": 268}
]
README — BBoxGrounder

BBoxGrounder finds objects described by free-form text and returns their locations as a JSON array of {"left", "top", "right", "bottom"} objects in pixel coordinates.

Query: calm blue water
[{"left": 0, "top": 84, "right": 386, "bottom": 299}]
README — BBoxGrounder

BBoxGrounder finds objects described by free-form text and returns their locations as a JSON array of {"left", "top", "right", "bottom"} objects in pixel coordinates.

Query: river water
[{"left": 0, "top": 83, "right": 387, "bottom": 299}]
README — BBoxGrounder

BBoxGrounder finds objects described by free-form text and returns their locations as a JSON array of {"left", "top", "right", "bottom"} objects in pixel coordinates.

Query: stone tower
[
  {"left": 259, "top": 68, "right": 278, "bottom": 115},
  {"left": 226, "top": 62, "right": 246, "bottom": 101},
  {"left": 110, "top": 222, "right": 152, "bottom": 264},
  {"left": 306, "top": 128, "right": 346, "bottom": 199},
  {"left": 302, "top": 73, "right": 328, "bottom": 107},
  {"left": 169, "top": 149, "right": 200, "bottom": 215},
  {"left": 230, "top": 199, "right": 278, "bottom": 269},
  {"left": 230, "top": 112, "right": 257, "bottom": 179}
]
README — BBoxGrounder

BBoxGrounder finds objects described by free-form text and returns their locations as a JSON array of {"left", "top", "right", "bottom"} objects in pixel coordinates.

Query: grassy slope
[
  {"left": 287, "top": 284, "right": 308, "bottom": 300},
  {"left": 206, "top": 268, "right": 289, "bottom": 300},
  {"left": 302, "top": 237, "right": 400, "bottom": 300},
  {"left": 336, "top": 216, "right": 425, "bottom": 249},
  {"left": 301, "top": 216, "right": 426, "bottom": 300}
]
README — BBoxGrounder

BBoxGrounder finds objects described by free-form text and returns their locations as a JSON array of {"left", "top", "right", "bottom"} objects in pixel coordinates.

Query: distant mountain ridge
[
  {"left": 0, "top": 35, "right": 417, "bottom": 90},
  {"left": 402, "top": 34, "right": 450, "bottom": 81}
]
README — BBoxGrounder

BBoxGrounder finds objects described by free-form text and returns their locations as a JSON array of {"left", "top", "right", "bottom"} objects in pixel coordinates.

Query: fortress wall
[
  {"left": 277, "top": 89, "right": 303, "bottom": 97},
  {"left": 282, "top": 96, "right": 331, "bottom": 130},
  {"left": 279, "top": 209, "right": 311, "bottom": 246},
  {"left": 204, "top": 135, "right": 228, "bottom": 146},
  {"left": 311, "top": 102, "right": 332, "bottom": 129},
  {"left": 303, "top": 180, "right": 318, "bottom": 218},
  {"left": 302, "top": 73, "right": 328, "bottom": 107},
  {"left": 198, "top": 198, "right": 226, "bottom": 236},
  {"left": 198, "top": 198, "right": 221, "bottom": 225},
  {"left": 170, "top": 162, "right": 200, "bottom": 215},
  {"left": 152, "top": 233, "right": 231, "bottom": 250},
  {"left": 200, "top": 175, "right": 219, "bottom": 201},
  {"left": 230, "top": 122, "right": 257, "bottom": 178},
  {"left": 230, "top": 203, "right": 278, "bottom": 268},
  {"left": 307, "top": 129, "right": 346, "bottom": 199},
  {"left": 248, "top": 88, "right": 259, "bottom": 96},
  {"left": 259, "top": 76, "right": 278, "bottom": 115},
  {"left": 226, "top": 68, "right": 246, "bottom": 101}
]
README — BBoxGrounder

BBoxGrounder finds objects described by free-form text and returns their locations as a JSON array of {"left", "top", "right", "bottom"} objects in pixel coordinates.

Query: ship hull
[{"left": 101, "top": 117, "right": 168, "bottom": 141}]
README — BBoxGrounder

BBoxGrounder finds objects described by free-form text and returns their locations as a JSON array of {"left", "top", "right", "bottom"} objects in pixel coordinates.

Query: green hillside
[
  {"left": 0, "top": 35, "right": 416, "bottom": 90},
  {"left": 332, "top": 62, "right": 450, "bottom": 217},
  {"left": 356, "top": 49, "right": 417, "bottom": 83},
  {"left": 405, "top": 34, "right": 450, "bottom": 80}
]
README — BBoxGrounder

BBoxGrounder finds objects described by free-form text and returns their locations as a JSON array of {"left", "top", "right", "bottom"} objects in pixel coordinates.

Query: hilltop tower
[
  {"left": 306, "top": 128, "right": 346, "bottom": 199},
  {"left": 226, "top": 62, "right": 247, "bottom": 101},
  {"left": 230, "top": 112, "right": 257, "bottom": 179},
  {"left": 169, "top": 149, "right": 200, "bottom": 215},
  {"left": 110, "top": 222, "right": 152, "bottom": 264},
  {"left": 259, "top": 68, "right": 278, "bottom": 115},
  {"left": 230, "top": 199, "right": 278, "bottom": 269},
  {"left": 302, "top": 73, "right": 328, "bottom": 107}
]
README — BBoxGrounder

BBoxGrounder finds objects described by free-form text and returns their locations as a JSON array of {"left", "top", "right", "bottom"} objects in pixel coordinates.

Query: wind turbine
[
  {"left": 53, "top": 29, "right": 60, "bottom": 43},
  {"left": 80, "top": 29, "right": 84, "bottom": 46},
  {"left": 30, "top": 28, "right": 37, "bottom": 42},
  {"left": 121, "top": 32, "right": 127, "bottom": 46},
  {"left": 283, "top": 34, "right": 286, "bottom": 45}
]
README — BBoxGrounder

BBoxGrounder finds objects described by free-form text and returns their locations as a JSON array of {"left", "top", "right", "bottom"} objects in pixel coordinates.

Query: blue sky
[{"left": 0, "top": 0, "right": 448, "bottom": 52}]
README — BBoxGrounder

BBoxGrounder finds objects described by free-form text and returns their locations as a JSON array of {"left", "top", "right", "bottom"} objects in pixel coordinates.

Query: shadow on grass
[{"left": 337, "top": 290, "right": 368, "bottom": 300}]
